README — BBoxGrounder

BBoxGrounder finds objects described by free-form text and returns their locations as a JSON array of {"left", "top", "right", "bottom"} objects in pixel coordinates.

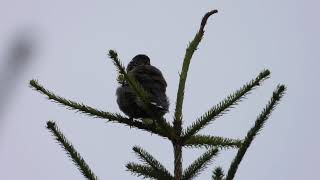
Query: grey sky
[{"left": 1, "top": 0, "right": 319, "bottom": 179}]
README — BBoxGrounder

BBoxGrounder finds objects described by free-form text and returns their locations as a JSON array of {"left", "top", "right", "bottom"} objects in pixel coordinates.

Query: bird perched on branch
[{"left": 116, "top": 54, "right": 169, "bottom": 120}]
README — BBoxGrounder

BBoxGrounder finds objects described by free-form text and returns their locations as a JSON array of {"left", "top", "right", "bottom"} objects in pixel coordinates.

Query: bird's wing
[{"left": 129, "top": 65, "right": 167, "bottom": 88}]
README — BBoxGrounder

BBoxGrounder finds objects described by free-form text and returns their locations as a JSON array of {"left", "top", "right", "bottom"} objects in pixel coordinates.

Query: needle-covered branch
[
  {"left": 29, "top": 80, "right": 169, "bottom": 139},
  {"left": 30, "top": 7, "right": 288, "bottom": 179},
  {"left": 212, "top": 167, "right": 224, "bottom": 180},
  {"left": 126, "top": 163, "right": 174, "bottom": 180},
  {"left": 182, "top": 148, "right": 219, "bottom": 180},
  {"left": 108, "top": 50, "right": 150, "bottom": 107},
  {"left": 183, "top": 69, "right": 270, "bottom": 141},
  {"left": 225, "top": 85, "right": 286, "bottom": 180},
  {"left": 108, "top": 50, "right": 174, "bottom": 138},
  {"left": 132, "top": 146, "right": 173, "bottom": 179},
  {"left": 46, "top": 121, "right": 98, "bottom": 180},
  {"left": 184, "top": 135, "right": 242, "bottom": 149},
  {"left": 174, "top": 10, "right": 218, "bottom": 135}
]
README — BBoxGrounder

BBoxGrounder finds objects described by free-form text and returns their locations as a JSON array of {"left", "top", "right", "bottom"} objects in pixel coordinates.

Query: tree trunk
[{"left": 173, "top": 143, "right": 182, "bottom": 180}]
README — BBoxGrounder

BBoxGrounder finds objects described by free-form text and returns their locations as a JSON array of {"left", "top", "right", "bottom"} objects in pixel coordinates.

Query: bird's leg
[{"left": 129, "top": 117, "right": 134, "bottom": 129}]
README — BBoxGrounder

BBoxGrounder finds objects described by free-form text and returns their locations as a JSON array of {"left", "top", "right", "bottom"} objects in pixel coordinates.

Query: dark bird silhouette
[{"left": 116, "top": 54, "right": 169, "bottom": 120}]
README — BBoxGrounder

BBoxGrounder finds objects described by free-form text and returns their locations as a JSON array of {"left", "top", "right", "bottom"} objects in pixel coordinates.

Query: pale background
[{"left": 1, "top": 0, "right": 319, "bottom": 179}]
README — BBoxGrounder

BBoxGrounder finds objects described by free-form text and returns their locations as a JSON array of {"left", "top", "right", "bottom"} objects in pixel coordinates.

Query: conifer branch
[
  {"left": 225, "top": 85, "right": 286, "bottom": 180},
  {"left": 183, "top": 69, "right": 270, "bottom": 141},
  {"left": 46, "top": 121, "right": 98, "bottom": 180},
  {"left": 212, "top": 167, "right": 224, "bottom": 180},
  {"left": 132, "top": 146, "right": 173, "bottom": 179},
  {"left": 108, "top": 50, "right": 150, "bottom": 105},
  {"left": 174, "top": 10, "right": 218, "bottom": 136},
  {"left": 108, "top": 50, "right": 174, "bottom": 138},
  {"left": 27, "top": 6, "right": 287, "bottom": 179},
  {"left": 126, "top": 163, "right": 173, "bottom": 180},
  {"left": 182, "top": 148, "right": 219, "bottom": 180},
  {"left": 184, "top": 135, "right": 242, "bottom": 149},
  {"left": 29, "top": 79, "right": 170, "bottom": 139}
]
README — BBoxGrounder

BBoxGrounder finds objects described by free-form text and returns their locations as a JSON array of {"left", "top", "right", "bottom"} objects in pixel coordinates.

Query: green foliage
[
  {"left": 225, "top": 85, "right": 286, "bottom": 180},
  {"left": 212, "top": 167, "right": 224, "bottom": 180},
  {"left": 174, "top": 10, "right": 218, "bottom": 136},
  {"left": 184, "top": 135, "right": 242, "bottom": 149},
  {"left": 30, "top": 9, "right": 286, "bottom": 180},
  {"left": 30, "top": 80, "right": 126, "bottom": 121},
  {"left": 29, "top": 80, "right": 170, "bottom": 139},
  {"left": 46, "top": 121, "right": 98, "bottom": 180},
  {"left": 126, "top": 163, "right": 173, "bottom": 180},
  {"left": 182, "top": 148, "right": 219, "bottom": 180},
  {"left": 131, "top": 146, "right": 173, "bottom": 179},
  {"left": 183, "top": 69, "right": 270, "bottom": 142}
]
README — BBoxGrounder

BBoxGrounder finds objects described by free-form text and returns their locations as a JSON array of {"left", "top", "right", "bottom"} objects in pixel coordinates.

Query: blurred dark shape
[{"left": 0, "top": 30, "right": 36, "bottom": 118}]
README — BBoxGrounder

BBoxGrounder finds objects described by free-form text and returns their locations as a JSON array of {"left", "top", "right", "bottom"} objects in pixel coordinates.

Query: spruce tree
[{"left": 29, "top": 9, "right": 286, "bottom": 180}]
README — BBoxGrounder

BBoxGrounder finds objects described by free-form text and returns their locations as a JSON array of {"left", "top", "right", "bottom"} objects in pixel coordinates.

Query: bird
[{"left": 116, "top": 54, "right": 169, "bottom": 120}]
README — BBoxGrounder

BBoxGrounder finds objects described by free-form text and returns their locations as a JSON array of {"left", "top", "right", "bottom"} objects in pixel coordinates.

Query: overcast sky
[{"left": 1, "top": 0, "right": 319, "bottom": 179}]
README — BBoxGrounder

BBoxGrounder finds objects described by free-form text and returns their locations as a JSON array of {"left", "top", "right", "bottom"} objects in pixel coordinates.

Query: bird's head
[{"left": 126, "top": 54, "right": 150, "bottom": 72}]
